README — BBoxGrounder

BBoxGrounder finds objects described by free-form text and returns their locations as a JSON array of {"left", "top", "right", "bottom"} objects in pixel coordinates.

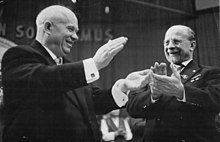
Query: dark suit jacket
[
  {"left": 1, "top": 40, "right": 120, "bottom": 142},
  {"left": 127, "top": 61, "right": 220, "bottom": 142}
]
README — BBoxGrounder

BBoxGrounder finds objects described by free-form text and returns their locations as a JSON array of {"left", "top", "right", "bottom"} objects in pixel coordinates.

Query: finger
[
  {"left": 159, "top": 63, "right": 167, "bottom": 75},
  {"left": 109, "top": 45, "right": 124, "bottom": 57},
  {"left": 158, "top": 63, "right": 163, "bottom": 75},
  {"left": 139, "top": 69, "right": 152, "bottom": 76},
  {"left": 150, "top": 66, "right": 156, "bottom": 73},
  {"left": 154, "top": 62, "right": 159, "bottom": 73},
  {"left": 170, "top": 63, "right": 181, "bottom": 80},
  {"left": 109, "top": 40, "right": 127, "bottom": 51},
  {"left": 109, "top": 37, "right": 128, "bottom": 46},
  {"left": 152, "top": 73, "right": 169, "bottom": 83}
]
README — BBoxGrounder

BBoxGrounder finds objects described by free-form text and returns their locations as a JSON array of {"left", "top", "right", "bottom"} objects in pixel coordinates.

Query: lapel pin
[{"left": 181, "top": 74, "right": 188, "bottom": 79}]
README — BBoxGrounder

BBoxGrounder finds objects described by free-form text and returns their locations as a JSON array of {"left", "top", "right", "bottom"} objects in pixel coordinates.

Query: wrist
[
  {"left": 176, "top": 85, "right": 184, "bottom": 99},
  {"left": 114, "top": 131, "right": 118, "bottom": 137},
  {"left": 92, "top": 57, "right": 101, "bottom": 70}
]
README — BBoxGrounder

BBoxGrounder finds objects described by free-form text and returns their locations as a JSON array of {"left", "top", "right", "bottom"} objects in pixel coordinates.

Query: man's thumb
[{"left": 170, "top": 63, "right": 181, "bottom": 79}]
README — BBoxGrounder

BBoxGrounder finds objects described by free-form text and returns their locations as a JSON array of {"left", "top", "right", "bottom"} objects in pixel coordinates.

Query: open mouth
[
  {"left": 167, "top": 50, "right": 180, "bottom": 56},
  {"left": 66, "top": 40, "right": 73, "bottom": 47}
]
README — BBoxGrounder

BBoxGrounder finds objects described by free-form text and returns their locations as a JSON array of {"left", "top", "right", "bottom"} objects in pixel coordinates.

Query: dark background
[{"left": 0, "top": 0, "right": 219, "bottom": 88}]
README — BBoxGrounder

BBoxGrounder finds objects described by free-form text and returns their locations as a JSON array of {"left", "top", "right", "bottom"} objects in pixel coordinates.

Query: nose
[
  {"left": 71, "top": 32, "right": 78, "bottom": 41},
  {"left": 167, "top": 40, "right": 175, "bottom": 48},
  {"left": 165, "top": 40, "right": 177, "bottom": 51}
]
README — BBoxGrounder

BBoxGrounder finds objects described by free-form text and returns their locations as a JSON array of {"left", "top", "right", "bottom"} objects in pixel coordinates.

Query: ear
[
  {"left": 190, "top": 41, "right": 196, "bottom": 52},
  {"left": 43, "top": 20, "right": 52, "bottom": 34}
]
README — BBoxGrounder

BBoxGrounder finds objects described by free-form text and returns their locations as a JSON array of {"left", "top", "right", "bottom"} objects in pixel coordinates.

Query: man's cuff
[
  {"left": 111, "top": 79, "right": 128, "bottom": 107},
  {"left": 177, "top": 87, "right": 186, "bottom": 102},
  {"left": 83, "top": 58, "right": 100, "bottom": 83}
]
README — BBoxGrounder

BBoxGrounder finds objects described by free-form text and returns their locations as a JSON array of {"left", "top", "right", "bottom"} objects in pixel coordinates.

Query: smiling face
[
  {"left": 163, "top": 25, "right": 195, "bottom": 64},
  {"left": 39, "top": 6, "right": 79, "bottom": 57}
]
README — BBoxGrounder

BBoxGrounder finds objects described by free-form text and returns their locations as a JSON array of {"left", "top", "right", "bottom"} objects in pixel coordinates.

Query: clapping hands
[
  {"left": 150, "top": 63, "right": 184, "bottom": 99},
  {"left": 115, "top": 62, "right": 184, "bottom": 100},
  {"left": 118, "top": 69, "right": 153, "bottom": 93}
]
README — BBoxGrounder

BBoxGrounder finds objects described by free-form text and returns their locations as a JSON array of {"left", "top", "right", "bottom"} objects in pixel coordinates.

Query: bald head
[
  {"left": 164, "top": 25, "right": 196, "bottom": 64},
  {"left": 165, "top": 25, "right": 195, "bottom": 42},
  {"left": 36, "top": 5, "right": 78, "bottom": 29},
  {"left": 35, "top": 5, "right": 79, "bottom": 57}
]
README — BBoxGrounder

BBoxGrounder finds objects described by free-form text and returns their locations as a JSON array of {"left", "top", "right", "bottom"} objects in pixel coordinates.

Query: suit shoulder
[
  {"left": 5, "top": 44, "right": 34, "bottom": 53},
  {"left": 3, "top": 44, "right": 39, "bottom": 58},
  {"left": 199, "top": 65, "right": 220, "bottom": 79},
  {"left": 200, "top": 64, "right": 220, "bottom": 72}
]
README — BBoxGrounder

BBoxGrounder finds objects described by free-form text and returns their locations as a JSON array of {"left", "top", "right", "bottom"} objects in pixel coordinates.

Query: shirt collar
[
  {"left": 181, "top": 59, "right": 192, "bottom": 67},
  {"left": 37, "top": 40, "right": 57, "bottom": 60}
]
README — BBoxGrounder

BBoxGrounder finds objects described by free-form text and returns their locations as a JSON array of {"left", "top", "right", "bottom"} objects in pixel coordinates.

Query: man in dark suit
[
  {"left": 1, "top": 5, "right": 152, "bottom": 142},
  {"left": 127, "top": 25, "right": 220, "bottom": 142}
]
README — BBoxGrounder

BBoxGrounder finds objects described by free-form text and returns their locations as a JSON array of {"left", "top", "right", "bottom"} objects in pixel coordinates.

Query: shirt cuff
[
  {"left": 111, "top": 79, "right": 128, "bottom": 107},
  {"left": 83, "top": 58, "right": 100, "bottom": 84},
  {"left": 177, "top": 87, "right": 186, "bottom": 102}
]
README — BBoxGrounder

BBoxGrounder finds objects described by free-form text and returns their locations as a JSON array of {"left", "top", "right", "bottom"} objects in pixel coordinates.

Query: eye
[
  {"left": 164, "top": 40, "right": 169, "bottom": 46},
  {"left": 67, "top": 26, "right": 75, "bottom": 33},
  {"left": 173, "top": 39, "right": 181, "bottom": 45}
]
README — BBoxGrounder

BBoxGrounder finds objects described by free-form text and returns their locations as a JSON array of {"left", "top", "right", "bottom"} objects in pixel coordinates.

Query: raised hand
[
  {"left": 93, "top": 37, "right": 128, "bottom": 70},
  {"left": 123, "top": 69, "right": 153, "bottom": 92},
  {"left": 150, "top": 62, "right": 167, "bottom": 99},
  {"left": 150, "top": 63, "right": 184, "bottom": 99},
  {"left": 150, "top": 62, "right": 167, "bottom": 75}
]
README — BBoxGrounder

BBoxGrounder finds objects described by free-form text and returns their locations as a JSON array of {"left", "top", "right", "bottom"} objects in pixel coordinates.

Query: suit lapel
[
  {"left": 180, "top": 61, "right": 201, "bottom": 84},
  {"left": 30, "top": 40, "right": 57, "bottom": 65}
]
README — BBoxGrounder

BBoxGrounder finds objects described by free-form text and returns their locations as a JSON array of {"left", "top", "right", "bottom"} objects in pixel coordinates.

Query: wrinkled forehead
[{"left": 164, "top": 26, "right": 189, "bottom": 40}]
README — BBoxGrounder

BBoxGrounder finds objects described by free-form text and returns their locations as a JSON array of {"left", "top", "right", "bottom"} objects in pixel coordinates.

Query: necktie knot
[
  {"left": 55, "top": 57, "right": 63, "bottom": 65},
  {"left": 174, "top": 63, "right": 185, "bottom": 72}
]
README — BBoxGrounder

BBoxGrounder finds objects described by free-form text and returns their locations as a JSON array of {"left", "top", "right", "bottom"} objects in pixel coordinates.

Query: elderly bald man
[
  {"left": 1, "top": 5, "right": 152, "bottom": 142},
  {"left": 127, "top": 25, "right": 220, "bottom": 142}
]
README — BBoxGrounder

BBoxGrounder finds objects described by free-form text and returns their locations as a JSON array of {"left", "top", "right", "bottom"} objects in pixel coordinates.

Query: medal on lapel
[
  {"left": 190, "top": 74, "right": 201, "bottom": 82},
  {"left": 181, "top": 74, "right": 188, "bottom": 80}
]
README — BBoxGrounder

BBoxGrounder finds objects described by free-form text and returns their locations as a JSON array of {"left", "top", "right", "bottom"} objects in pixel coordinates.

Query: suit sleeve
[
  {"left": 91, "top": 84, "right": 120, "bottom": 115},
  {"left": 126, "top": 88, "right": 165, "bottom": 119},
  {"left": 2, "top": 46, "right": 87, "bottom": 92}
]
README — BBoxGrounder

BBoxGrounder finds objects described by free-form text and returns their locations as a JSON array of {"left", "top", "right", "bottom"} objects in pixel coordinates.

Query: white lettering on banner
[
  {"left": 26, "top": 26, "right": 35, "bottom": 39},
  {"left": 1, "top": 20, "right": 113, "bottom": 42},
  {"left": 94, "top": 29, "right": 102, "bottom": 42},
  {"left": 16, "top": 25, "right": 24, "bottom": 38},
  {"left": 105, "top": 29, "right": 113, "bottom": 41},
  {"left": 78, "top": 28, "right": 113, "bottom": 42},
  {"left": 16, "top": 25, "right": 35, "bottom": 39},
  {"left": 80, "top": 28, "right": 113, "bottom": 42},
  {"left": 80, "top": 29, "right": 92, "bottom": 41}
]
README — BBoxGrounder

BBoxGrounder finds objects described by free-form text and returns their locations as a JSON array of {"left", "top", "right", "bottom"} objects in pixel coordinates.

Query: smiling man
[
  {"left": 1, "top": 5, "right": 153, "bottom": 142},
  {"left": 127, "top": 25, "right": 220, "bottom": 142},
  {"left": 164, "top": 25, "right": 195, "bottom": 65}
]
